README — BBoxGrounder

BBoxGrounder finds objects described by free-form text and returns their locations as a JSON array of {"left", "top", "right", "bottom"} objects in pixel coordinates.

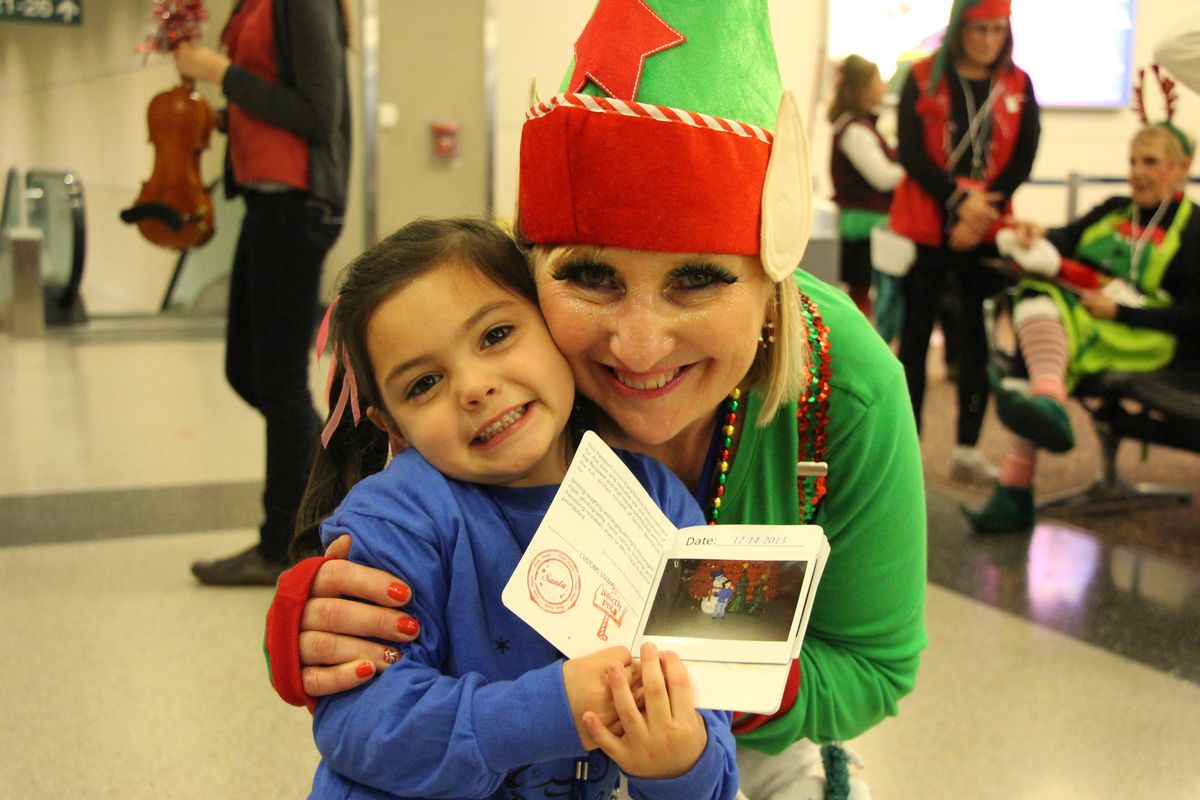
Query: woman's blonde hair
[
  {"left": 527, "top": 244, "right": 807, "bottom": 429},
  {"left": 756, "top": 275, "right": 807, "bottom": 427}
]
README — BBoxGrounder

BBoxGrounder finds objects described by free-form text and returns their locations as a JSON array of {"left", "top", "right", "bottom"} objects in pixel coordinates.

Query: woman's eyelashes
[
  {"left": 667, "top": 263, "right": 738, "bottom": 290},
  {"left": 552, "top": 258, "right": 738, "bottom": 292},
  {"left": 551, "top": 258, "right": 616, "bottom": 289}
]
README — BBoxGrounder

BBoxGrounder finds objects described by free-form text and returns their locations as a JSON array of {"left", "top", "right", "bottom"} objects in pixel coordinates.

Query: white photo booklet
[{"left": 502, "top": 431, "right": 830, "bottom": 713}]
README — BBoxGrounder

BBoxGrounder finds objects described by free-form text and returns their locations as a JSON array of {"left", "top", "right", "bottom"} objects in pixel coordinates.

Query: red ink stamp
[
  {"left": 592, "top": 584, "right": 626, "bottom": 641},
  {"left": 527, "top": 550, "right": 580, "bottom": 614}
]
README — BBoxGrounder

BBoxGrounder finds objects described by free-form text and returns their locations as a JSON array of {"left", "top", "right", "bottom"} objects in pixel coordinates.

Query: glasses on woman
[{"left": 964, "top": 21, "right": 1009, "bottom": 37}]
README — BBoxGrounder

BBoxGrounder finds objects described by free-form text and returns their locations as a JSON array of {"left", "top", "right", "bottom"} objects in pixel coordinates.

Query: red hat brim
[
  {"left": 963, "top": 0, "right": 1012, "bottom": 21},
  {"left": 518, "top": 94, "right": 771, "bottom": 254}
]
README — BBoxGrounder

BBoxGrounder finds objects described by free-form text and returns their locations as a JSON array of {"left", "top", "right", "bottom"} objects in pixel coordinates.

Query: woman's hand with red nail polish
[{"left": 296, "top": 535, "right": 421, "bottom": 697}]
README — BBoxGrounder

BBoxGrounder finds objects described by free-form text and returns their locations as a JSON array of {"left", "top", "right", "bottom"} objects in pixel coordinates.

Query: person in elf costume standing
[
  {"left": 263, "top": 3, "right": 927, "bottom": 798},
  {"left": 890, "top": 0, "right": 1041, "bottom": 484},
  {"left": 964, "top": 101, "right": 1199, "bottom": 532}
]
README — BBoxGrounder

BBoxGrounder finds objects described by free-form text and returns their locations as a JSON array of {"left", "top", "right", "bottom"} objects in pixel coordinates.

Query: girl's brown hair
[{"left": 827, "top": 55, "right": 881, "bottom": 124}]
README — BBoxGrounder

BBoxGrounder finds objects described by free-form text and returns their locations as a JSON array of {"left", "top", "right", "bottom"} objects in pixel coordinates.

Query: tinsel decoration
[
  {"left": 138, "top": 0, "right": 208, "bottom": 59},
  {"left": 821, "top": 744, "right": 851, "bottom": 800}
]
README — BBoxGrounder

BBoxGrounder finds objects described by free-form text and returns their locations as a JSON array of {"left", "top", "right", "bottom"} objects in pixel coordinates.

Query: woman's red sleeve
[{"left": 264, "top": 555, "right": 334, "bottom": 712}]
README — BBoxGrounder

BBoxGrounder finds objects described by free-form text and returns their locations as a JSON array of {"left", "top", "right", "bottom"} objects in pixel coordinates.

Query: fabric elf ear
[{"left": 761, "top": 89, "right": 811, "bottom": 283}]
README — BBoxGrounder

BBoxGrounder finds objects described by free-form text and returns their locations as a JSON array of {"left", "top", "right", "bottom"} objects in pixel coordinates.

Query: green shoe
[
  {"left": 962, "top": 485, "right": 1035, "bottom": 534},
  {"left": 989, "top": 369, "right": 1075, "bottom": 453}
]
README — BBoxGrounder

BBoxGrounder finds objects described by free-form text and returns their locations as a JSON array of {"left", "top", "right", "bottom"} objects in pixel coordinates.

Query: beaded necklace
[
  {"left": 796, "top": 293, "right": 831, "bottom": 522},
  {"left": 703, "top": 292, "right": 832, "bottom": 525},
  {"left": 705, "top": 387, "right": 741, "bottom": 525}
]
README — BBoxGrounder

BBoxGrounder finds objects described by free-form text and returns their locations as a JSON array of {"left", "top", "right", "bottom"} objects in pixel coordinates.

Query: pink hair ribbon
[{"left": 316, "top": 297, "right": 363, "bottom": 448}]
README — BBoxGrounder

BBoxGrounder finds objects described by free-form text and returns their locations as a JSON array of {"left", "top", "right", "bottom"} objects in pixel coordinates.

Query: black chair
[{"left": 983, "top": 289, "right": 1200, "bottom": 514}]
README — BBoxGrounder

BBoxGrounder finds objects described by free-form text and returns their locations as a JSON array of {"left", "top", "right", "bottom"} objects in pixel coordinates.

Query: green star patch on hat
[{"left": 517, "top": 0, "right": 811, "bottom": 282}]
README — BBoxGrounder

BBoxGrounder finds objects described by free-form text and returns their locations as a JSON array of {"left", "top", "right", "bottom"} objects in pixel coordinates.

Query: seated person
[{"left": 965, "top": 123, "right": 1199, "bottom": 533}]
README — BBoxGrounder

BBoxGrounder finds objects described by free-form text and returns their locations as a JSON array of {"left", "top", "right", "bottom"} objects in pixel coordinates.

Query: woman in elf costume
[
  {"left": 265, "top": 2, "right": 926, "bottom": 797},
  {"left": 890, "top": 0, "right": 1041, "bottom": 484},
  {"left": 965, "top": 120, "right": 1199, "bottom": 533}
]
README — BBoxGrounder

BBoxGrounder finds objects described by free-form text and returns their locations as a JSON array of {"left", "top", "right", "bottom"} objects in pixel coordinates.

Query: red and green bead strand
[
  {"left": 796, "top": 293, "right": 831, "bottom": 524},
  {"left": 706, "top": 387, "right": 741, "bottom": 525},
  {"left": 703, "top": 292, "right": 832, "bottom": 526}
]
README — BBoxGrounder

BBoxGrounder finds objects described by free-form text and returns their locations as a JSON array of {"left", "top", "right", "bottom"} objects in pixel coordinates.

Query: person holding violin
[{"left": 180, "top": 0, "right": 352, "bottom": 586}]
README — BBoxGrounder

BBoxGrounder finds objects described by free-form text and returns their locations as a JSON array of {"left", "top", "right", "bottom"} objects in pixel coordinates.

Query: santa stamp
[
  {"left": 592, "top": 584, "right": 627, "bottom": 641},
  {"left": 526, "top": 549, "right": 581, "bottom": 614}
]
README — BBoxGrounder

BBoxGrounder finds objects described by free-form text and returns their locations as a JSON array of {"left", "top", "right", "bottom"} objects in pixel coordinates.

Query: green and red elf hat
[
  {"left": 927, "top": 0, "right": 1013, "bottom": 93},
  {"left": 516, "top": 0, "right": 811, "bottom": 283}
]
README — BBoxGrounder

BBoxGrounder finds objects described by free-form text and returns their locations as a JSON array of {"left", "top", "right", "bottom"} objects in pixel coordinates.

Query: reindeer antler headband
[{"left": 1134, "top": 64, "right": 1194, "bottom": 158}]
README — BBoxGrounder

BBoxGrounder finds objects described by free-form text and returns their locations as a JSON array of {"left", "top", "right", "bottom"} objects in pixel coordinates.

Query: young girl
[
  {"left": 828, "top": 54, "right": 905, "bottom": 336},
  {"left": 300, "top": 217, "right": 738, "bottom": 800}
]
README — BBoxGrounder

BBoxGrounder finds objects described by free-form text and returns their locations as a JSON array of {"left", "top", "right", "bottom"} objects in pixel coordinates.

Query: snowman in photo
[{"left": 700, "top": 568, "right": 726, "bottom": 615}]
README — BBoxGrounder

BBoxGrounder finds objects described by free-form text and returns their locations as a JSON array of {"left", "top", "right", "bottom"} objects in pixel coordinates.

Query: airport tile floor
[{"left": 1, "top": 319, "right": 1198, "bottom": 799}]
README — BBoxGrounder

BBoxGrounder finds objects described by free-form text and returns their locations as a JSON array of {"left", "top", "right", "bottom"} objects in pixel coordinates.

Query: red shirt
[{"left": 223, "top": 0, "right": 309, "bottom": 191}]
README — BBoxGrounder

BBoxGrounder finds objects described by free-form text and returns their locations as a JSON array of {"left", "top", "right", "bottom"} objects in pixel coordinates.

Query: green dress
[{"left": 1018, "top": 196, "right": 1194, "bottom": 388}]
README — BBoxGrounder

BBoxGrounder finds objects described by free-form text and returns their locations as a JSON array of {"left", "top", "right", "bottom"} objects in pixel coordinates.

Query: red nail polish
[
  {"left": 388, "top": 582, "right": 411, "bottom": 603},
  {"left": 355, "top": 662, "right": 373, "bottom": 678},
  {"left": 397, "top": 616, "right": 420, "bottom": 636}
]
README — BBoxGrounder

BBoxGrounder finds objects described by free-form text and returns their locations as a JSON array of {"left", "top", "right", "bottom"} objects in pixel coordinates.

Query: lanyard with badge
[{"left": 949, "top": 76, "right": 1003, "bottom": 180}]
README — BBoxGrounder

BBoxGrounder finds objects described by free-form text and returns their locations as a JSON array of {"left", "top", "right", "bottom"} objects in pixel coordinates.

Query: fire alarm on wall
[{"left": 431, "top": 121, "right": 460, "bottom": 161}]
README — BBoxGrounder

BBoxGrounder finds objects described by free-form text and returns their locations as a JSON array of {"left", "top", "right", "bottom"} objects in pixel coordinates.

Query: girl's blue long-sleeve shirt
[{"left": 309, "top": 447, "right": 738, "bottom": 800}]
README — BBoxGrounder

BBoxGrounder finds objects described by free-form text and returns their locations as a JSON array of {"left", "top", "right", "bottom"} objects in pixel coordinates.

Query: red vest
[
  {"left": 889, "top": 57, "right": 1028, "bottom": 246},
  {"left": 830, "top": 115, "right": 896, "bottom": 214},
  {"left": 223, "top": 0, "right": 309, "bottom": 192}
]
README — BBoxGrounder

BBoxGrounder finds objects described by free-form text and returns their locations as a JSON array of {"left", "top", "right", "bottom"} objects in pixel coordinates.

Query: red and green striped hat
[{"left": 517, "top": 0, "right": 811, "bottom": 282}]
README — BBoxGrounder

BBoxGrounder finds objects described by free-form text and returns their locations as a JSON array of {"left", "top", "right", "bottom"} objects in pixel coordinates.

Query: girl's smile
[{"left": 471, "top": 401, "right": 533, "bottom": 448}]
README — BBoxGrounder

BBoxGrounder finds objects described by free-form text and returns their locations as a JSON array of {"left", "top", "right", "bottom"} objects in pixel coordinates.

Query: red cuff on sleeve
[
  {"left": 1059, "top": 258, "right": 1103, "bottom": 291},
  {"left": 731, "top": 659, "right": 801, "bottom": 735},
  {"left": 265, "top": 555, "right": 334, "bottom": 713}
]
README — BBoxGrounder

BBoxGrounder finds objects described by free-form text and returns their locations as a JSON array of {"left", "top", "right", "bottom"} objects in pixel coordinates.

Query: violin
[
  {"left": 120, "top": 0, "right": 215, "bottom": 251},
  {"left": 121, "top": 78, "right": 216, "bottom": 250}
]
